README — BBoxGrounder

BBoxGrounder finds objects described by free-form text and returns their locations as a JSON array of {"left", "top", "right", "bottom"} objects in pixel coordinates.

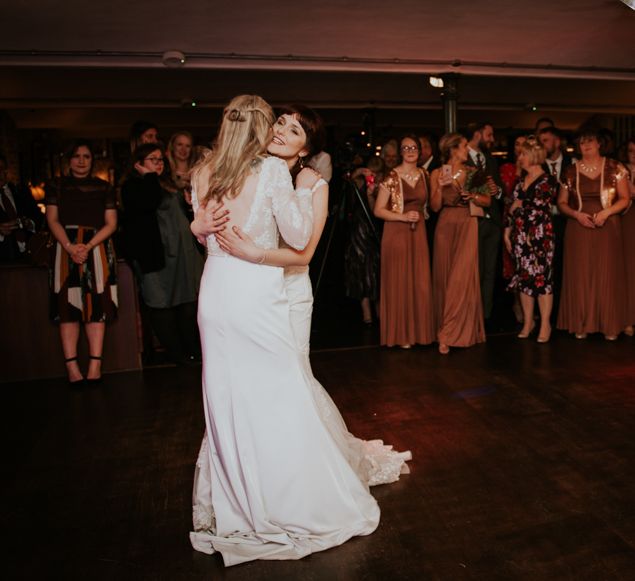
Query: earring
[{"left": 299, "top": 156, "right": 305, "bottom": 168}]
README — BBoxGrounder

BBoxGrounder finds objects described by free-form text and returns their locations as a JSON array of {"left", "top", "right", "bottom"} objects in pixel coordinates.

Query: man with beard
[
  {"left": 465, "top": 122, "right": 503, "bottom": 328},
  {"left": 538, "top": 126, "right": 575, "bottom": 182},
  {"left": 538, "top": 126, "right": 575, "bottom": 323}
]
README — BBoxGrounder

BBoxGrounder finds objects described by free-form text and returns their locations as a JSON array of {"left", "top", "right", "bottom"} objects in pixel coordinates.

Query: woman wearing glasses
[
  {"left": 121, "top": 142, "right": 203, "bottom": 364},
  {"left": 373, "top": 134, "right": 434, "bottom": 348}
]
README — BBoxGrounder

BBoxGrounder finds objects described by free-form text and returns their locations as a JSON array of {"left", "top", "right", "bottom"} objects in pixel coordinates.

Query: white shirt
[
  {"left": 422, "top": 156, "right": 434, "bottom": 171},
  {"left": 468, "top": 147, "right": 485, "bottom": 169},
  {"left": 547, "top": 153, "right": 563, "bottom": 180}
]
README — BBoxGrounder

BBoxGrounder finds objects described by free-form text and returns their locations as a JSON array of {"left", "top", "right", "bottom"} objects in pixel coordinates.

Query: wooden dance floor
[{"left": 3, "top": 331, "right": 635, "bottom": 580}]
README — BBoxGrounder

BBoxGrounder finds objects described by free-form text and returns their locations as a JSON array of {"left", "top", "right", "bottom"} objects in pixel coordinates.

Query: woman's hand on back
[
  {"left": 216, "top": 226, "right": 262, "bottom": 263},
  {"left": 191, "top": 201, "right": 230, "bottom": 244},
  {"left": 296, "top": 167, "right": 321, "bottom": 192}
]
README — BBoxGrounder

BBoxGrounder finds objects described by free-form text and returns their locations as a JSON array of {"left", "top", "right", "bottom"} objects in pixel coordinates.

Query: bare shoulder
[
  {"left": 296, "top": 166, "right": 322, "bottom": 189},
  {"left": 299, "top": 166, "right": 322, "bottom": 180}
]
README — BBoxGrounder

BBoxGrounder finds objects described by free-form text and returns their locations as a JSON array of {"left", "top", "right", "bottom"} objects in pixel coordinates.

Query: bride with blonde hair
[{"left": 188, "top": 95, "right": 380, "bottom": 566}]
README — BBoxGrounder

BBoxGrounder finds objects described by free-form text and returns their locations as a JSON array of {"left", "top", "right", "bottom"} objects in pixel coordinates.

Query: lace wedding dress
[{"left": 190, "top": 157, "right": 380, "bottom": 566}]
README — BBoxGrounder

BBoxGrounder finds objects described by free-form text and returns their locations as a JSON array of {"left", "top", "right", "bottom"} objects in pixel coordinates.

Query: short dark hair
[
  {"left": 575, "top": 125, "right": 607, "bottom": 155},
  {"left": 66, "top": 139, "right": 94, "bottom": 160},
  {"left": 131, "top": 142, "right": 166, "bottom": 167},
  {"left": 535, "top": 117, "right": 555, "bottom": 129},
  {"left": 65, "top": 140, "right": 95, "bottom": 176},
  {"left": 465, "top": 122, "right": 492, "bottom": 142},
  {"left": 130, "top": 120, "right": 159, "bottom": 151},
  {"left": 538, "top": 126, "right": 562, "bottom": 139},
  {"left": 277, "top": 104, "right": 326, "bottom": 158}
]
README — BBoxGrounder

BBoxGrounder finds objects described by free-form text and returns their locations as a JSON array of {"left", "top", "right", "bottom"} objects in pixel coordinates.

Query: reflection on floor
[{"left": 3, "top": 332, "right": 634, "bottom": 580}]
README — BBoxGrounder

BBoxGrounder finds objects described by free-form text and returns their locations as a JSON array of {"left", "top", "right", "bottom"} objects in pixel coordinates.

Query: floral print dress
[{"left": 507, "top": 174, "right": 557, "bottom": 296}]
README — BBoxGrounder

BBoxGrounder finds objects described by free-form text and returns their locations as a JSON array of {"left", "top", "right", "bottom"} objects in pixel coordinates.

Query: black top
[
  {"left": 45, "top": 176, "right": 116, "bottom": 228},
  {"left": 120, "top": 172, "right": 166, "bottom": 274}
]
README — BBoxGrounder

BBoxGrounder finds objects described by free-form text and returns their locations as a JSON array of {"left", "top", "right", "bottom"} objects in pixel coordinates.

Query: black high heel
[
  {"left": 65, "top": 356, "right": 85, "bottom": 387},
  {"left": 86, "top": 355, "right": 103, "bottom": 385}
]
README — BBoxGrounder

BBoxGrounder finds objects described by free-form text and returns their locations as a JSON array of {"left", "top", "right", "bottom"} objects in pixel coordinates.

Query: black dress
[
  {"left": 45, "top": 176, "right": 118, "bottom": 323},
  {"left": 344, "top": 180, "right": 380, "bottom": 302}
]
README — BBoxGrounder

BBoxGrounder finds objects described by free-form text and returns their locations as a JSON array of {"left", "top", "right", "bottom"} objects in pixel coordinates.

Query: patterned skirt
[{"left": 50, "top": 225, "right": 118, "bottom": 323}]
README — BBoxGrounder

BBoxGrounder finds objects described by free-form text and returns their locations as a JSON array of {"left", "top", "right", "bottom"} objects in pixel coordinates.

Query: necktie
[
  {"left": 549, "top": 162, "right": 558, "bottom": 178},
  {"left": 1, "top": 188, "right": 26, "bottom": 243}
]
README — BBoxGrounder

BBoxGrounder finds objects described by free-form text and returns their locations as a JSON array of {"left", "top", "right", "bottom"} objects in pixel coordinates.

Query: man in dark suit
[
  {"left": 0, "top": 154, "right": 42, "bottom": 262},
  {"left": 418, "top": 133, "right": 441, "bottom": 250},
  {"left": 465, "top": 122, "right": 503, "bottom": 326},
  {"left": 538, "top": 126, "right": 576, "bottom": 322}
]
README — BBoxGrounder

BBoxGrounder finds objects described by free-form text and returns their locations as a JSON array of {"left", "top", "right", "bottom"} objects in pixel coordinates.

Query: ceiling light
[
  {"left": 162, "top": 50, "right": 186, "bottom": 67},
  {"left": 429, "top": 76, "right": 444, "bottom": 88}
]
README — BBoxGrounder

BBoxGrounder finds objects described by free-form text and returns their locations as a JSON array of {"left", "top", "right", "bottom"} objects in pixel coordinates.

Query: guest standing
[
  {"left": 45, "top": 141, "right": 118, "bottom": 384},
  {"left": 499, "top": 135, "right": 526, "bottom": 323},
  {"left": 129, "top": 120, "right": 159, "bottom": 152},
  {"left": 166, "top": 131, "right": 196, "bottom": 199},
  {"left": 346, "top": 157, "right": 383, "bottom": 324},
  {"left": 621, "top": 137, "right": 635, "bottom": 336},
  {"left": 538, "top": 126, "right": 575, "bottom": 322},
  {"left": 503, "top": 137, "right": 557, "bottom": 342},
  {"left": 431, "top": 133, "right": 489, "bottom": 355},
  {"left": 121, "top": 142, "right": 203, "bottom": 364},
  {"left": 0, "top": 153, "right": 42, "bottom": 263},
  {"left": 465, "top": 122, "right": 503, "bottom": 326},
  {"left": 557, "top": 127, "right": 630, "bottom": 340},
  {"left": 374, "top": 135, "right": 434, "bottom": 348}
]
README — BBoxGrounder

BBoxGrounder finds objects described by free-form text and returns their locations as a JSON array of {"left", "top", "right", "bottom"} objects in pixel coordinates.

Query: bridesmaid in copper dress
[
  {"left": 374, "top": 135, "right": 434, "bottom": 348},
  {"left": 621, "top": 137, "right": 635, "bottom": 336},
  {"left": 557, "top": 128, "right": 630, "bottom": 340},
  {"left": 430, "top": 133, "right": 489, "bottom": 355}
]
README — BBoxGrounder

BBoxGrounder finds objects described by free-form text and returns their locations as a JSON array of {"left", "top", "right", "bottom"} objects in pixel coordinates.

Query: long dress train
[
  {"left": 282, "top": 177, "right": 411, "bottom": 485},
  {"left": 189, "top": 158, "right": 379, "bottom": 566}
]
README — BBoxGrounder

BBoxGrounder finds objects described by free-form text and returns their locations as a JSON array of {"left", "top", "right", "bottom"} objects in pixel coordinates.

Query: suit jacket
[
  {"left": 465, "top": 151, "right": 502, "bottom": 226},
  {"left": 0, "top": 182, "right": 43, "bottom": 262}
]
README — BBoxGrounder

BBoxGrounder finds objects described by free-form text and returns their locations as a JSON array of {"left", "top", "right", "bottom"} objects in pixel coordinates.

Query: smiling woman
[
  {"left": 374, "top": 134, "right": 435, "bottom": 348},
  {"left": 45, "top": 140, "right": 118, "bottom": 385}
]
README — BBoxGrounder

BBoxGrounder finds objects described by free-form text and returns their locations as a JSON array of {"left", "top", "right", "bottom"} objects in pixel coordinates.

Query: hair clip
[{"left": 227, "top": 109, "right": 243, "bottom": 122}]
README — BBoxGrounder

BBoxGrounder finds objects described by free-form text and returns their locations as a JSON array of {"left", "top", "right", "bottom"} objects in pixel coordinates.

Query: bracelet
[{"left": 257, "top": 250, "right": 267, "bottom": 264}]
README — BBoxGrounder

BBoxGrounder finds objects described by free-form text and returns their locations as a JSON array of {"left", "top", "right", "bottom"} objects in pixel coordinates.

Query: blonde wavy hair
[
  {"left": 520, "top": 135, "right": 547, "bottom": 166},
  {"left": 192, "top": 95, "right": 275, "bottom": 204},
  {"left": 166, "top": 131, "right": 195, "bottom": 174}
]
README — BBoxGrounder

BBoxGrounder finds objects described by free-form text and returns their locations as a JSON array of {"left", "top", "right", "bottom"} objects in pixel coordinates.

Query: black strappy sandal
[
  {"left": 86, "top": 355, "right": 103, "bottom": 385},
  {"left": 65, "top": 356, "right": 85, "bottom": 387}
]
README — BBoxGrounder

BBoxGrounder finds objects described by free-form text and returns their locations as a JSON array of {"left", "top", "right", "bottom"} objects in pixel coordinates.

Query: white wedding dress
[
  {"left": 283, "top": 178, "right": 412, "bottom": 487},
  {"left": 190, "top": 157, "right": 380, "bottom": 566}
]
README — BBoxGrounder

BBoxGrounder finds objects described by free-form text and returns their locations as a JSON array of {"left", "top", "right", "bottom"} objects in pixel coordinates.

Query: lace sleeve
[
  {"left": 268, "top": 157, "right": 313, "bottom": 251},
  {"left": 191, "top": 184, "right": 200, "bottom": 214}
]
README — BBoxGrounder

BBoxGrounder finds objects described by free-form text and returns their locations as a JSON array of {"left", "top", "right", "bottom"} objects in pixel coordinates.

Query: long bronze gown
[
  {"left": 433, "top": 184, "right": 485, "bottom": 347},
  {"left": 379, "top": 177, "right": 434, "bottom": 346},
  {"left": 557, "top": 170, "right": 627, "bottom": 336},
  {"left": 622, "top": 183, "right": 635, "bottom": 327}
]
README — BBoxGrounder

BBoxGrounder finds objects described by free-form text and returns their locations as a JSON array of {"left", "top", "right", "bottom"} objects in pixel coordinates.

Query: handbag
[
  {"left": 469, "top": 200, "right": 485, "bottom": 218},
  {"left": 26, "top": 230, "right": 55, "bottom": 267}
]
